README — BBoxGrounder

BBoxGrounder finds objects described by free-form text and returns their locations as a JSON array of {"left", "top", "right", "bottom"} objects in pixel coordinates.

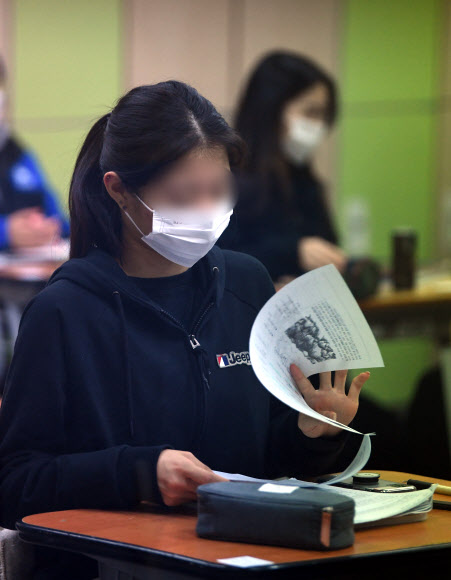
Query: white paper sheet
[
  {"left": 249, "top": 264, "right": 384, "bottom": 434},
  {"left": 214, "top": 433, "right": 372, "bottom": 487},
  {"left": 323, "top": 433, "right": 373, "bottom": 484},
  {"left": 217, "top": 556, "right": 274, "bottom": 567}
]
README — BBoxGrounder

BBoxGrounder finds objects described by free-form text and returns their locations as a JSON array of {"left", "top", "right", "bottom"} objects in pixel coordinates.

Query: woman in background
[
  {"left": 219, "top": 51, "right": 347, "bottom": 286},
  {"left": 220, "top": 52, "right": 393, "bottom": 468}
]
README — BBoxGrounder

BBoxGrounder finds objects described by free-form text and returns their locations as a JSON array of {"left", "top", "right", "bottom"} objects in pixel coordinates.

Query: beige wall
[
  {"left": 0, "top": 0, "right": 13, "bottom": 114},
  {"left": 235, "top": 0, "right": 341, "bottom": 193},
  {"left": 124, "top": 0, "right": 341, "bottom": 195},
  {"left": 123, "top": 0, "right": 230, "bottom": 109}
]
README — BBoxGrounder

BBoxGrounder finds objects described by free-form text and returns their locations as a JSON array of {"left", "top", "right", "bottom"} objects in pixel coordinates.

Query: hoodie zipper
[
  {"left": 159, "top": 303, "right": 214, "bottom": 388},
  {"left": 158, "top": 272, "right": 217, "bottom": 389},
  {"left": 158, "top": 302, "right": 214, "bottom": 452}
]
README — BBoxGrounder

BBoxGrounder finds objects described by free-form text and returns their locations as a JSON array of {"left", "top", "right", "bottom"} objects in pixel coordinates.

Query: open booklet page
[
  {"left": 214, "top": 431, "right": 373, "bottom": 486},
  {"left": 331, "top": 485, "right": 435, "bottom": 525},
  {"left": 249, "top": 264, "right": 384, "bottom": 434}
]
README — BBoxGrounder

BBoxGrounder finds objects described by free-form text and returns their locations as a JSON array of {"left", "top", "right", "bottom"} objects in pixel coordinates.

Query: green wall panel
[
  {"left": 13, "top": 0, "right": 122, "bottom": 206},
  {"left": 341, "top": 0, "right": 442, "bottom": 104},
  {"left": 338, "top": 0, "right": 444, "bottom": 408},
  {"left": 338, "top": 0, "right": 442, "bottom": 264},
  {"left": 337, "top": 113, "right": 437, "bottom": 262}
]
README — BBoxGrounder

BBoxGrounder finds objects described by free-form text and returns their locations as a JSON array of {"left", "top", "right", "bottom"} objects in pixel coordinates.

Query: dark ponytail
[
  {"left": 69, "top": 113, "right": 120, "bottom": 258},
  {"left": 69, "top": 81, "right": 246, "bottom": 259}
]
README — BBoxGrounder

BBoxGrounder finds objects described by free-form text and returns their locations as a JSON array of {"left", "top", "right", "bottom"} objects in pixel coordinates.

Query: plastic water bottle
[{"left": 343, "top": 198, "right": 371, "bottom": 257}]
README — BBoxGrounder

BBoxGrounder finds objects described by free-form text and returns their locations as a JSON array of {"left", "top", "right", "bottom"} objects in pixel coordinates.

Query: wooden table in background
[
  {"left": 359, "top": 277, "right": 451, "bottom": 343},
  {"left": 0, "top": 259, "right": 62, "bottom": 301},
  {"left": 0, "top": 259, "right": 63, "bottom": 382},
  {"left": 360, "top": 279, "right": 451, "bottom": 466},
  {"left": 17, "top": 471, "right": 451, "bottom": 580}
]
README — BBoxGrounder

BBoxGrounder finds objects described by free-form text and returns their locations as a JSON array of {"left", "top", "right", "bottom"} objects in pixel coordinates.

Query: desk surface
[
  {"left": 0, "top": 243, "right": 68, "bottom": 282},
  {"left": 360, "top": 278, "right": 451, "bottom": 311},
  {"left": 17, "top": 471, "right": 451, "bottom": 577},
  {"left": 0, "top": 260, "right": 62, "bottom": 282},
  {"left": 358, "top": 277, "right": 451, "bottom": 342}
]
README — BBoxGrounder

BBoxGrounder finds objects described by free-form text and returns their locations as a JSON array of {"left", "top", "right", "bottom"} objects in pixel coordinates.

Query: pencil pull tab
[{"left": 320, "top": 506, "right": 333, "bottom": 548}]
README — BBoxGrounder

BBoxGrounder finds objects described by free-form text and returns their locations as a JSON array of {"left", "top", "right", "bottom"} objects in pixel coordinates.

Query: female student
[
  {"left": 0, "top": 81, "right": 369, "bottom": 579},
  {"left": 219, "top": 51, "right": 347, "bottom": 285}
]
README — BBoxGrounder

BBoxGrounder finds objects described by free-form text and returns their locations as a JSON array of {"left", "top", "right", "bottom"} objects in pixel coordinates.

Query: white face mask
[
  {"left": 124, "top": 195, "right": 233, "bottom": 268},
  {"left": 282, "top": 117, "right": 326, "bottom": 165}
]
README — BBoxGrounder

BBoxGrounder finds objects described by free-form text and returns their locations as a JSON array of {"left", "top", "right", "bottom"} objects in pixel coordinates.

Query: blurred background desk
[
  {"left": 356, "top": 270, "right": 451, "bottom": 480},
  {"left": 360, "top": 273, "right": 451, "bottom": 343},
  {"left": 0, "top": 244, "right": 66, "bottom": 392}
]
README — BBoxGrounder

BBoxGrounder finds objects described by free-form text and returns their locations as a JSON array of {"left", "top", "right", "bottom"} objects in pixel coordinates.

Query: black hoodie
[{"left": 0, "top": 246, "right": 349, "bottom": 577}]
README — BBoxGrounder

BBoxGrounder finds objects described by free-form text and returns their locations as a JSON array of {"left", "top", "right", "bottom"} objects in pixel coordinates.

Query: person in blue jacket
[
  {"left": 0, "top": 56, "right": 69, "bottom": 249},
  {"left": 0, "top": 81, "right": 369, "bottom": 580}
]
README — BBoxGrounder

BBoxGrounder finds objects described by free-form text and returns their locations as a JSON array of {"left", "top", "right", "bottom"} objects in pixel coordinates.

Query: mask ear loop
[
  {"left": 122, "top": 194, "right": 155, "bottom": 237},
  {"left": 123, "top": 209, "right": 145, "bottom": 237}
]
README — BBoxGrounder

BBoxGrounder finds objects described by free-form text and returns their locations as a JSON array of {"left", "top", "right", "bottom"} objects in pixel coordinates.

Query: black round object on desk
[
  {"left": 352, "top": 472, "right": 380, "bottom": 484},
  {"left": 343, "top": 258, "right": 381, "bottom": 300}
]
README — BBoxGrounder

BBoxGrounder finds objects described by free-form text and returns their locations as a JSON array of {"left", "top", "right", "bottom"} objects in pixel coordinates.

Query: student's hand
[
  {"left": 290, "top": 364, "right": 370, "bottom": 438},
  {"left": 156, "top": 449, "right": 228, "bottom": 506},
  {"left": 8, "top": 207, "right": 61, "bottom": 249},
  {"left": 298, "top": 237, "right": 347, "bottom": 273}
]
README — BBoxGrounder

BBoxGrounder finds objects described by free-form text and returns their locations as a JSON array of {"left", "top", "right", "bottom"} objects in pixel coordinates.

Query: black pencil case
[{"left": 196, "top": 481, "right": 355, "bottom": 550}]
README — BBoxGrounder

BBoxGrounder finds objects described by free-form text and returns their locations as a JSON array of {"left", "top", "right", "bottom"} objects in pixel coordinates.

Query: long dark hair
[
  {"left": 69, "top": 80, "right": 246, "bottom": 259},
  {"left": 235, "top": 51, "right": 337, "bottom": 201}
]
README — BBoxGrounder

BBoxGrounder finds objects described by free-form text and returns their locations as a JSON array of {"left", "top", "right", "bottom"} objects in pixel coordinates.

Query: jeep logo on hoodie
[{"left": 216, "top": 351, "right": 251, "bottom": 368}]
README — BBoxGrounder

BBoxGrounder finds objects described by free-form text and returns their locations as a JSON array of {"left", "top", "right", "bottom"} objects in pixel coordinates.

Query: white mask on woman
[
  {"left": 282, "top": 117, "right": 326, "bottom": 165},
  {"left": 124, "top": 195, "right": 233, "bottom": 267}
]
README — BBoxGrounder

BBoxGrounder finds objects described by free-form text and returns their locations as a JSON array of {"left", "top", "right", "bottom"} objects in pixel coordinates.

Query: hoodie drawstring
[{"left": 113, "top": 290, "right": 135, "bottom": 440}]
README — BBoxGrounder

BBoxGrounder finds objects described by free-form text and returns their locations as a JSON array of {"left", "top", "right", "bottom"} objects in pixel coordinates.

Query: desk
[
  {"left": 360, "top": 277, "right": 451, "bottom": 465},
  {"left": 0, "top": 242, "right": 68, "bottom": 302},
  {"left": 360, "top": 278, "right": 451, "bottom": 343},
  {"left": 0, "top": 256, "right": 63, "bottom": 383},
  {"left": 17, "top": 471, "right": 451, "bottom": 580},
  {"left": 0, "top": 259, "right": 62, "bottom": 299}
]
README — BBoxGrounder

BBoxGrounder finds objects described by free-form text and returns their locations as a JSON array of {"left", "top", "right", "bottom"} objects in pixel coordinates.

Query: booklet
[
  {"left": 212, "top": 469, "right": 435, "bottom": 526},
  {"left": 331, "top": 485, "right": 435, "bottom": 527},
  {"left": 249, "top": 264, "right": 384, "bottom": 434}
]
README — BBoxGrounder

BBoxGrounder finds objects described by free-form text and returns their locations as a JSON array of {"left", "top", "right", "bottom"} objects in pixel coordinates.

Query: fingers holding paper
[{"left": 290, "top": 363, "right": 370, "bottom": 438}]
